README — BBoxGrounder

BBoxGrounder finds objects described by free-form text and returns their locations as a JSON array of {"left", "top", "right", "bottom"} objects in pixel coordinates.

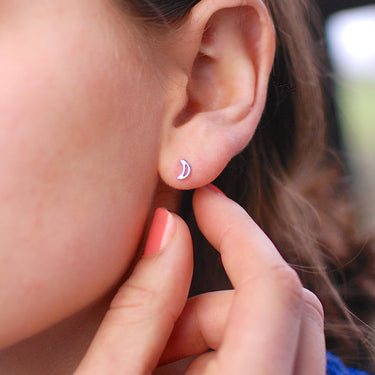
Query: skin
[
  {"left": 0, "top": 0, "right": 163, "bottom": 348},
  {"left": 0, "top": 0, "right": 326, "bottom": 373},
  {"left": 76, "top": 187, "right": 326, "bottom": 374}
]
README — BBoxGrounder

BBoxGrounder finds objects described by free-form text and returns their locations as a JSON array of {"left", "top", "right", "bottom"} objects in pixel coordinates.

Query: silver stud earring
[{"left": 177, "top": 159, "right": 191, "bottom": 180}]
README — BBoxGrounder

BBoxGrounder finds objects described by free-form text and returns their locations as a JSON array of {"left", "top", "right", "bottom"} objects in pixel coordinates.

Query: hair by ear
[{"left": 158, "top": 0, "right": 275, "bottom": 190}]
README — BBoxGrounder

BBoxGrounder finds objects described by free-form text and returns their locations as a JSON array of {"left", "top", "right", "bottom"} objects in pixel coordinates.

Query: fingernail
[
  {"left": 206, "top": 183, "right": 226, "bottom": 196},
  {"left": 143, "top": 208, "right": 176, "bottom": 257}
]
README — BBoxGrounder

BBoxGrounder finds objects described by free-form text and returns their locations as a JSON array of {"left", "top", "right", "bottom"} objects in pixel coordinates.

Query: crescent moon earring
[{"left": 177, "top": 159, "right": 191, "bottom": 180}]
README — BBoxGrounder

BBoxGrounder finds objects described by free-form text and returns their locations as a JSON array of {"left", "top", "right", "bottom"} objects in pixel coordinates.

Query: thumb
[{"left": 75, "top": 208, "right": 193, "bottom": 375}]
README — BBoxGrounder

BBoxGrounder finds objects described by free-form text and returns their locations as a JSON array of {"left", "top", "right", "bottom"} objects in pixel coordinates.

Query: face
[{"left": 0, "top": 0, "right": 165, "bottom": 348}]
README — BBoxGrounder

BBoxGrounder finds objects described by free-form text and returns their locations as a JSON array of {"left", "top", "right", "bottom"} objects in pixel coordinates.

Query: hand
[
  {"left": 160, "top": 185, "right": 326, "bottom": 374},
  {"left": 75, "top": 185, "right": 326, "bottom": 374}
]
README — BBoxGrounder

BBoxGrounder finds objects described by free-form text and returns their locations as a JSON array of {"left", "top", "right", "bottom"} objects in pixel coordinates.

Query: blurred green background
[
  {"left": 337, "top": 78, "right": 375, "bottom": 228},
  {"left": 327, "top": 5, "right": 375, "bottom": 229}
]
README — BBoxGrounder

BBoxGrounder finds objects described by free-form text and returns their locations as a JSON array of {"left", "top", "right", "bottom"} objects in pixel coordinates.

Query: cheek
[{"left": 0, "top": 22, "right": 162, "bottom": 347}]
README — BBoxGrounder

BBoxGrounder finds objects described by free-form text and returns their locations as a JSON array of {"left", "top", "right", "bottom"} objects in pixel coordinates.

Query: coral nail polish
[{"left": 143, "top": 208, "right": 175, "bottom": 257}]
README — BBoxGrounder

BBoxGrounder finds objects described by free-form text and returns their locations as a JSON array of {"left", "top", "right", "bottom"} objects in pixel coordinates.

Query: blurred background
[{"left": 317, "top": 0, "right": 375, "bottom": 230}]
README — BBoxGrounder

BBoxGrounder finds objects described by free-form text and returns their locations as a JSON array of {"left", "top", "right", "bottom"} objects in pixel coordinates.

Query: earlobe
[{"left": 158, "top": 0, "right": 275, "bottom": 190}]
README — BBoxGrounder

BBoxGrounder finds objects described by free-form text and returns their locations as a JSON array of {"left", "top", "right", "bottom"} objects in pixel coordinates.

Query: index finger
[
  {"left": 193, "top": 185, "right": 285, "bottom": 288},
  {"left": 193, "top": 185, "right": 305, "bottom": 374}
]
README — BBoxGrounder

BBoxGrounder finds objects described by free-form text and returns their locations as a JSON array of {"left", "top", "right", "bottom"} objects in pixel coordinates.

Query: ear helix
[{"left": 177, "top": 159, "right": 191, "bottom": 180}]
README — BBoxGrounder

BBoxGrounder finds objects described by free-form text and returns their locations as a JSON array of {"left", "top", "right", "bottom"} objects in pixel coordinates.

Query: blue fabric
[{"left": 327, "top": 352, "right": 372, "bottom": 375}]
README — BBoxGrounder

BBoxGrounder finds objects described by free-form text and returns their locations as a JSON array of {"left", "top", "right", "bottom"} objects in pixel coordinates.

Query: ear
[{"left": 158, "top": 0, "right": 275, "bottom": 190}]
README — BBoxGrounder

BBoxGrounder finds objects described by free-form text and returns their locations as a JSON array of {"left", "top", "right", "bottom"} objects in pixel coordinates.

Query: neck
[
  {"left": 0, "top": 184, "right": 182, "bottom": 374},
  {"left": 0, "top": 294, "right": 112, "bottom": 375}
]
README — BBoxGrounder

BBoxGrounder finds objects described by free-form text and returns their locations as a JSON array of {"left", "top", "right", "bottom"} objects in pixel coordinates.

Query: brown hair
[{"left": 119, "top": 0, "right": 375, "bottom": 371}]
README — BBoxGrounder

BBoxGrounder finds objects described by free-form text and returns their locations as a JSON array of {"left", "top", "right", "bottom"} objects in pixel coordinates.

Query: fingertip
[
  {"left": 193, "top": 184, "right": 227, "bottom": 211},
  {"left": 206, "top": 184, "right": 227, "bottom": 196},
  {"left": 195, "top": 184, "right": 226, "bottom": 196},
  {"left": 143, "top": 208, "right": 176, "bottom": 257}
]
